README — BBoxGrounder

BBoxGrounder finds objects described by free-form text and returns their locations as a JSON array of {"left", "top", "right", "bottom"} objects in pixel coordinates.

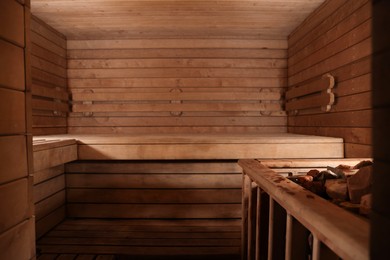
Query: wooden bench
[
  {"left": 33, "top": 133, "right": 344, "bottom": 258},
  {"left": 34, "top": 133, "right": 344, "bottom": 160}
]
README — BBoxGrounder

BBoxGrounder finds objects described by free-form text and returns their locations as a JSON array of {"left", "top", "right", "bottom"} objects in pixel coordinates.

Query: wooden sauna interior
[{"left": 1, "top": 0, "right": 389, "bottom": 259}]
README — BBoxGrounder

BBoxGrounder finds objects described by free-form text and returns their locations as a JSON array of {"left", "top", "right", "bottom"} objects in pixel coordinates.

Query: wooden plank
[
  {"left": 34, "top": 175, "right": 65, "bottom": 203},
  {"left": 68, "top": 58, "right": 287, "bottom": 69},
  {"left": 288, "top": 110, "right": 372, "bottom": 127},
  {"left": 67, "top": 126, "right": 287, "bottom": 135},
  {"left": 32, "top": 67, "right": 67, "bottom": 88},
  {"left": 39, "top": 236, "right": 240, "bottom": 247},
  {"left": 32, "top": 55, "right": 67, "bottom": 78},
  {"left": 77, "top": 143, "right": 343, "bottom": 160},
  {"left": 66, "top": 174, "right": 241, "bottom": 189},
  {"left": 65, "top": 161, "right": 240, "bottom": 174},
  {"left": 32, "top": 98, "right": 69, "bottom": 112},
  {"left": 34, "top": 165, "right": 65, "bottom": 185},
  {"left": 344, "top": 143, "right": 372, "bottom": 158},
  {"left": 67, "top": 204, "right": 241, "bottom": 219},
  {"left": 33, "top": 144, "right": 77, "bottom": 171},
  {"left": 32, "top": 83, "right": 69, "bottom": 100},
  {"left": 67, "top": 189, "right": 241, "bottom": 203},
  {"left": 68, "top": 48, "right": 288, "bottom": 59},
  {"left": 67, "top": 39, "right": 288, "bottom": 50},
  {"left": 0, "top": 88, "right": 25, "bottom": 134},
  {"left": 37, "top": 254, "right": 58, "bottom": 260},
  {"left": 72, "top": 103, "right": 282, "bottom": 113},
  {"left": 72, "top": 91, "right": 282, "bottom": 102},
  {"left": 36, "top": 206, "right": 66, "bottom": 239},
  {"left": 32, "top": 43, "right": 67, "bottom": 68},
  {"left": 68, "top": 67, "right": 286, "bottom": 79},
  {"left": 0, "top": 39, "right": 25, "bottom": 91},
  {"left": 33, "top": 115, "right": 68, "bottom": 128},
  {"left": 286, "top": 91, "right": 333, "bottom": 111},
  {"left": 0, "top": 0, "right": 24, "bottom": 46},
  {"left": 0, "top": 219, "right": 35, "bottom": 260},
  {"left": 31, "top": 31, "right": 66, "bottom": 57},
  {"left": 31, "top": 15, "right": 67, "bottom": 49},
  {"left": 287, "top": 126, "right": 372, "bottom": 146},
  {"left": 0, "top": 135, "right": 28, "bottom": 184},
  {"left": 67, "top": 116, "right": 286, "bottom": 127},
  {"left": 35, "top": 190, "right": 66, "bottom": 221},
  {"left": 0, "top": 179, "right": 29, "bottom": 233},
  {"left": 68, "top": 77, "right": 287, "bottom": 89},
  {"left": 37, "top": 244, "right": 240, "bottom": 256}
]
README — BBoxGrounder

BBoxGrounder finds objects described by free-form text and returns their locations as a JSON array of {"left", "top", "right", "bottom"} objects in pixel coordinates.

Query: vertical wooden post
[
  {"left": 255, "top": 188, "right": 269, "bottom": 260},
  {"left": 285, "top": 213, "right": 293, "bottom": 260},
  {"left": 267, "top": 198, "right": 274, "bottom": 260},
  {"left": 312, "top": 235, "right": 321, "bottom": 260},
  {"left": 242, "top": 173, "right": 251, "bottom": 260},
  {"left": 248, "top": 182, "right": 258, "bottom": 260}
]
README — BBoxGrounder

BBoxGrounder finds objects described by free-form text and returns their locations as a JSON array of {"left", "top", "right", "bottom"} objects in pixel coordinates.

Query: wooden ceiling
[{"left": 31, "top": 0, "right": 326, "bottom": 39}]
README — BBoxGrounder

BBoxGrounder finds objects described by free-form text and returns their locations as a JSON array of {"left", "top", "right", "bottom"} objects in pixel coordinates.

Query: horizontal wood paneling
[
  {"left": 31, "top": 15, "right": 68, "bottom": 135},
  {"left": 66, "top": 160, "right": 242, "bottom": 219},
  {"left": 33, "top": 139, "right": 77, "bottom": 239},
  {"left": 68, "top": 38, "right": 287, "bottom": 134},
  {"left": 287, "top": 0, "right": 373, "bottom": 158}
]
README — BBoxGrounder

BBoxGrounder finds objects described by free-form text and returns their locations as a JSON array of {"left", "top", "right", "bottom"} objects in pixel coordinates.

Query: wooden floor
[{"left": 36, "top": 219, "right": 241, "bottom": 260}]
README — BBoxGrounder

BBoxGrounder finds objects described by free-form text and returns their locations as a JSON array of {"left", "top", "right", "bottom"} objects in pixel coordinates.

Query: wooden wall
[
  {"left": 0, "top": 0, "right": 35, "bottom": 259},
  {"left": 67, "top": 39, "right": 287, "bottom": 134},
  {"left": 287, "top": 0, "right": 373, "bottom": 157},
  {"left": 31, "top": 15, "right": 68, "bottom": 135}
]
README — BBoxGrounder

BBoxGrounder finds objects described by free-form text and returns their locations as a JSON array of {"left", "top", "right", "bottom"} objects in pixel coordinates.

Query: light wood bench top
[{"left": 33, "top": 134, "right": 344, "bottom": 160}]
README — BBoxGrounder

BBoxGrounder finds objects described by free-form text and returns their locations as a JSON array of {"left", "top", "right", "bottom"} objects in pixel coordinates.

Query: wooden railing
[{"left": 239, "top": 159, "right": 369, "bottom": 260}]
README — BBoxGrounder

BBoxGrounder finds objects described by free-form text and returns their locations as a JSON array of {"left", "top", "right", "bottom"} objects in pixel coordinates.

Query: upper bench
[{"left": 33, "top": 133, "right": 344, "bottom": 160}]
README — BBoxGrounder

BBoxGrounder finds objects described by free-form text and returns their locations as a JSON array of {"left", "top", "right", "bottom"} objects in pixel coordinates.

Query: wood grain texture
[
  {"left": 67, "top": 38, "right": 287, "bottom": 135},
  {"left": 31, "top": 15, "right": 68, "bottom": 135},
  {"left": 0, "top": 0, "right": 25, "bottom": 46},
  {"left": 287, "top": 0, "right": 373, "bottom": 158}
]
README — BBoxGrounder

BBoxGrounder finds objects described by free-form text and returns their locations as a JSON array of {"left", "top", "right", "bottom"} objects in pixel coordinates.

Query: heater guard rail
[{"left": 238, "top": 159, "right": 369, "bottom": 260}]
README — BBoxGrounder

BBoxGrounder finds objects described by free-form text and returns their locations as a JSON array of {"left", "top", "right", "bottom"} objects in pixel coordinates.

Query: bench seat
[{"left": 33, "top": 133, "right": 344, "bottom": 160}]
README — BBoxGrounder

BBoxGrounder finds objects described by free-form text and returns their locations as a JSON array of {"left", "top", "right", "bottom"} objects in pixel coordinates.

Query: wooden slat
[
  {"left": 36, "top": 206, "right": 66, "bottom": 239},
  {"left": 66, "top": 174, "right": 241, "bottom": 189},
  {"left": 68, "top": 67, "right": 286, "bottom": 79},
  {"left": 67, "top": 204, "right": 241, "bottom": 219},
  {"left": 31, "top": 31, "right": 66, "bottom": 58},
  {"left": 0, "top": 40, "right": 25, "bottom": 91},
  {"left": 35, "top": 190, "right": 66, "bottom": 221},
  {"left": 0, "top": 0, "right": 24, "bottom": 46},
  {"left": 31, "top": 15, "right": 67, "bottom": 49},
  {"left": 72, "top": 91, "right": 281, "bottom": 102},
  {"left": 67, "top": 39, "right": 288, "bottom": 50},
  {"left": 68, "top": 48, "right": 288, "bottom": 59},
  {"left": 68, "top": 116, "right": 286, "bottom": 127},
  {"left": 34, "top": 175, "right": 65, "bottom": 203},
  {"left": 72, "top": 103, "right": 282, "bottom": 113},
  {"left": 286, "top": 91, "right": 333, "bottom": 111},
  {"left": 34, "top": 165, "right": 65, "bottom": 185},
  {"left": 68, "top": 77, "right": 286, "bottom": 89},
  {"left": 67, "top": 188, "right": 241, "bottom": 204},
  {"left": 33, "top": 143, "right": 77, "bottom": 171}
]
